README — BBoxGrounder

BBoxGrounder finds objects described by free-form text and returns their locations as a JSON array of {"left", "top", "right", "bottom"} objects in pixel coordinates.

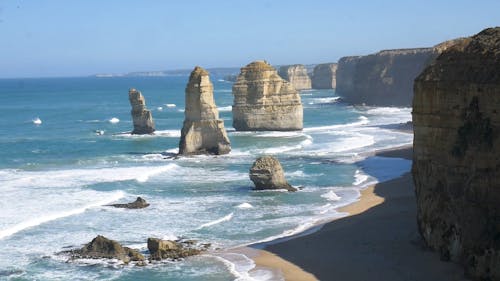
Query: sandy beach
[{"left": 250, "top": 147, "right": 469, "bottom": 281}]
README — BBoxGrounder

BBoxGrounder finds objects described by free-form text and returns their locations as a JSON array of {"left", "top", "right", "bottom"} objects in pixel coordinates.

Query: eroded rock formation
[
  {"left": 232, "top": 61, "right": 303, "bottom": 131},
  {"left": 311, "top": 63, "right": 337, "bottom": 89},
  {"left": 336, "top": 40, "right": 462, "bottom": 106},
  {"left": 129, "top": 88, "right": 155, "bottom": 134},
  {"left": 278, "top": 64, "right": 312, "bottom": 90},
  {"left": 249, "top": 156, "right": 296, "bottom": 191},
  {"left": 413, "top": 27, "right": 500, "bottom": 280},
  {"left": 67, "top": 235, "right": 145, "bottom": 264},
  {"left": 179, "top": 66, "right": 231, "bottom": 155},
  {"left": 147, "top": 238, "right": 204, "bottom": 261}
]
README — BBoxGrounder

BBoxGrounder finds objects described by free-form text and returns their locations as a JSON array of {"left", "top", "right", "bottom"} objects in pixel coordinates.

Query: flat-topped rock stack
[
  {"left": 129, "top": 88, "right": 155, "bottom": 134},
  {"left": 232, "top": 61, "right": 303, "bottom": 131},
  {"left": 413, "top": 27, "right": 500, "bottom": 280},
  {"left": 311, "top": 63, "right": 337, "bottom": 89},
  {"left": 179, "top": 66, "right": 231, "bottom": 155},
  {"left": 278, "top": 64, "right": 312, "bottom": 90}
]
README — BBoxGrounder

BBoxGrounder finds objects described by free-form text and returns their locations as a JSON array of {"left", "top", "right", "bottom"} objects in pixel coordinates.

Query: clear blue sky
[{"left": 1, "top": 0, "right": 499, "bottom": 78}]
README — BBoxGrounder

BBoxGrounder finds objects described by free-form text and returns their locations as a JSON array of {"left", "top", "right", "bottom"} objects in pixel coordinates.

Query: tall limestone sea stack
[
  {"left": 412, "top": 27, "right": 500, "bottom": 280},
  {"left": 232, "top": 61, "right": 303, "bottom": 131},
  {"left": 278, "top": 64, "right": 312, "bottom": 90},
  {"left": 179, "top": 66, "right": 231, "bottom": 155},
  {"left": 129, "top": 88, "right": 155, "bottom": 134},
  {"left": 311, "top": 63, "right": 337, "bottom": 89}
]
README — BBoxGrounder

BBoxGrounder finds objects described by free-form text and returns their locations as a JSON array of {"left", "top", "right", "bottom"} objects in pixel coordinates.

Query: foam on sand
[{"left": 321, "top": 191, "right": 341, "bottom": 201}]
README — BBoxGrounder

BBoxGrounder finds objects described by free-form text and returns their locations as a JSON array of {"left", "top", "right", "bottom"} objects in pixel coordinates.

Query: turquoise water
[{"left": 0, "top": 76, "right": 412, "bottom": 280}]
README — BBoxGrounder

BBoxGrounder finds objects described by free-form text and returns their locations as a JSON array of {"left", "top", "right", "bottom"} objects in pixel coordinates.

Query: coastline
[{"left": 242, "top": 146, "right": 468, "bottom": 281}]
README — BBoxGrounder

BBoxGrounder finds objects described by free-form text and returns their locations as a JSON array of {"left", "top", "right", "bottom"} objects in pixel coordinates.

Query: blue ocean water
[{"left": 0, "top": 76, "right": 412, "bottom": 280}]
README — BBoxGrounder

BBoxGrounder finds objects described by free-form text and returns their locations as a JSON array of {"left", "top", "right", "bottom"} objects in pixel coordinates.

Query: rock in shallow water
[
  {"left": 249, "top": 156, "right": 296, "bottom": 191},
  {"left": 107, "top": 197, "right": 150, "bottom": 209},
  {"left": 147, "top": 238, "right": 204, "bottom": 261},
  {"left": 67, "top": 235, "right": 144, "bottom": 264},
  {"left": 179, "top": 66, "right": 231, "bottom": 155},
  {"left": 232, "top": 61, "right": 303, "bottom": 131},
  {"left": 413, "top": 27, "right": 500, "bottom": 280}
]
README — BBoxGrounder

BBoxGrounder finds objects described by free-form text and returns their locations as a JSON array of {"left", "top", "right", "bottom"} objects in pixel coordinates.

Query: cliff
[
  {"left": 278, "top": 64, "right": 312, "bottom": 90},
  {"left": 179, "top": 66, "right": 231, "bottom": 155},
  {"left": 232, "top": 61, "right": 303, "bottom": 131},
  {"left": 311, "top": 63, "right": 337, "bottom": 89},
  {"left": 128, "top": 88, "right": 155, "bottom": 134},
  {"left": 336, "top": 47, "right": 443, "bottom": 106},
  {"left": 412, "top": 27, "right": 500, "bottom": 280}
]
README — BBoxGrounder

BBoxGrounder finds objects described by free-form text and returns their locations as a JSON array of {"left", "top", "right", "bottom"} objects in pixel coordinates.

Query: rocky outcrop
[
  {"left": 129, "top": 88, "right": 155, "bottom": 134},
  {"left": 311, "top": 63, "right": 337, "bottom": 89},
  {"left": 179, "top": 66, "right": 231, "bottom": 155},
  {"left": 147, "top": 238, "right": 204, "bottom": 261},
  {"left": 232, "top": 61, "right": 303, "bottom": 131},
  {"left": 107, "top": 197, "right": 149, "bottom": 209},
  {"left": 278, "top": 64, "right": 312, "bottom": 90},
  {"left": 336, "top": 40, "right": 463, "bottom": 106},
  {"left": 249, "top": 156, "right": 296, "bottom": 191},
  {"left": 412, "top": 27, "right": 500, "bottom": 280},
  {"left": 68, "top": 235, "right": 145, "bottom": 264}
]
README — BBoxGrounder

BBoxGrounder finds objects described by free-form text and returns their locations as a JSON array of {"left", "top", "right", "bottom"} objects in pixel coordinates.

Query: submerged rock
[
  {"left": 179, "top": 66, "right": 231, "bottom": 155},
  {"left": 129, "top": 88, "right": 155, "bottom": 134},
  {"left": 232, "top": 61, "right": 303, "bottom": 131},
  {"left": 147, "top": 238, "right": 203, "bottom": 261},
  {"left": 67, "top": 235, "right": 144, "bottom": 264},
  {"left": 413, "top": 27, "right": 500, "bottom": 280},
  {"left": 107, "top": 197, "right": 150, "bottom": 209},
  {"left": 249, "top": 156, "right": 296, "bottom": 191},
  {"left": 311, "top": 63, "right": 337, "bottom": 89},
  {"left": 278, "top": 64, "right": 312, "bottom": 90}
]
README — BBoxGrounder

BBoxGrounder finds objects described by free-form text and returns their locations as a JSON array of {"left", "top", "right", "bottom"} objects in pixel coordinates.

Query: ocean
[{"left": 0, "top": 76, "right": 412, "bottom": 280}]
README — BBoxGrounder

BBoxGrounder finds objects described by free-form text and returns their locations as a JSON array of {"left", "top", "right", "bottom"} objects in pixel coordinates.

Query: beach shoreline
[{"left": 234, "top": 145, "right": 468, "bottom": 281}]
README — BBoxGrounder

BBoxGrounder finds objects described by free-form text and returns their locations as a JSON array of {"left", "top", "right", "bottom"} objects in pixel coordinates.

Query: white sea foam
[
  {"left": 353, "top": 169, "right": 369, "bottom": 186},
  {"left": 0, "top": 190, "right": 124, "bottom": 240},
  {"left": 196, "top": 213, "right": 234, "bottom": 230},
  {"left": 210, "top": 253, "right": 269, "bottom": 281},
  {"left": 303, "top": 116, "right": 370, "bottom": 132},
  {"left": 321, "top": 191, "right": 341, "bottom": 201},
  {"left": 236, "top": 203, "right": 253, "bottom": 209},
  {"left": 108, "top": 117, "right": 120, "bottom": 123},
  {"left": 308, "top": 96, "right": 340, "bottom": 105},
  {"left": 157, "top": 106, "right": 163, "bottom": 111},
  {"left": 154, "top": 130, "right": 181, "bottom": 138},
  {"left": 165, "top": 103, "right": 176, "bottom": 108},
  {"left": 32, "top": 117, "right": 42, "bottom": 125},
  {"left": 217, "top": 106, "right": 232, "bottom": 112}
]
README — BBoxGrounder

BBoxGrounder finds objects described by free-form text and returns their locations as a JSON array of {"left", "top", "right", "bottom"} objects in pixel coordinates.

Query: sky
[{"left": 0, "top": 0, "right": 499, "bottom": 78}]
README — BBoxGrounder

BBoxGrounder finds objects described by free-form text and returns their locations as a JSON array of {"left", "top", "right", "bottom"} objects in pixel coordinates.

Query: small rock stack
[
  {"left": 129, "top": 88, "right": 155, "bottom": 134},
  {"left": 249, "top": 156, "right": 296, "bottom": 191}
]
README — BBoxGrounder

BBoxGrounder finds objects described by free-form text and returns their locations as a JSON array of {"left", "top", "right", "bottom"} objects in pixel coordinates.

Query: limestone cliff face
[
  {"left": 336, "top": 47, "right": 442, "bottom": 106},
  {"left": 311, "top": 63, "right": 337, "bottom": 89},
  {"left": 278, "top": 64, "right": 312, "bottom": 90},
  {"left": 179, "top": 66, "right": 231, "bottom": 155},
  {"left": 129, "top": 88, "right": 155, "bottom": 134},
  {"left": 412, "top": 27, "right": 500, "bottom": 280},
  {"left": 232, "top": 61, "right": 303, "bottom": 131}
]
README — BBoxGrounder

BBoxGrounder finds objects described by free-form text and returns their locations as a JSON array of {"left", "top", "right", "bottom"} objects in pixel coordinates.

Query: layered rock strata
[
  {"left": 179, "top": 67, "right": 231, "bottom": 155},
  {"left": 147, "top": 238, "right": 203, "bottom": 261},
  {"left": 278, "top": 64, "right": 312, "bottom": 90},
  {"left": 336, "top": 40, "right": 462, "bottom": 106},
  {"left": 412, "top": 27, "right": 500, "bottom": 280},
  {"left": 129, "top": 88, "right": 155, "bottom": 134},
  {"left": 311, "top": 63, "right": 337, "bottom": 89},
  {"left": 249, "top": 156, "right": 296, "bottom": 191},
  {"left": 68, "top": 235, "right": 144, "bottom": 264},
  {"left": 232, "top": 61, "right": 303, "bottom": 131}
]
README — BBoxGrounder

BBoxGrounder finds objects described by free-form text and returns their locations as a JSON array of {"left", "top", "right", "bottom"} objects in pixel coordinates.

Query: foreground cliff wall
[
  {"left": 278, "top": 64, "right": 312, "bottom": 90},
  {"left": 412, "top": 27, "right": 500, "bottom": 280},
  {"left": 336, "top": 48, "right": 438, "bottom": 106},
  {"left": 311, "top": 63, "right": 337, "bottom": 89}
]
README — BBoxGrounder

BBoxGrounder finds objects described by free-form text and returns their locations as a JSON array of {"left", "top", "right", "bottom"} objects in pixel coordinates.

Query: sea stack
[
  {"left": 311, "top": 63, "right": 337, "bottom": 89},
  {"left": 413, "top": 27, "right": 500, "bottom": 280},
  {"left": 249, "top": 156, "right": 296, "bottom": 191},
  {"left": 129, "top": 88, "right": 155, "bottom": 134},
  {"left": 278, "top": 64, "right": 312, "bottom": 90},
  {"left": 232, "top": 61, "right": 303, "bottom": 131},
  {"left": 179, "top": 66, "right": 231, "bottom": 155}
]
